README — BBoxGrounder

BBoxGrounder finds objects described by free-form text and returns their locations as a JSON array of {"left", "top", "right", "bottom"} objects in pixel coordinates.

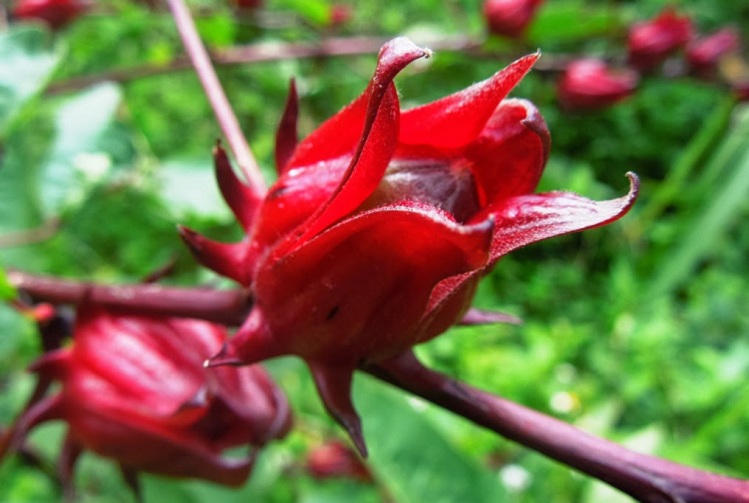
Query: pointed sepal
[
  {"left": 291, "top": 38, "right": 432, "bottom": 246},
  {"left": 275, "top": 79, "right": 299, "bottom": 174},
  {"left": 214, "top": 142, "right": 261, "bottom": 232},
  {"left": 204, "top": 308, "right": 284, "bottom": 368},
  {"left": 481, "top": 172, "right": 640, "bottom": 266},
  {"left": 177, "top": 225, "right": 251, "bottom": 286},
  {"left": 308, "top": 361, "right": 367, "bottom": 457},
  {"left": 399, "top": 52, "right": 540, "bottom": 150}
]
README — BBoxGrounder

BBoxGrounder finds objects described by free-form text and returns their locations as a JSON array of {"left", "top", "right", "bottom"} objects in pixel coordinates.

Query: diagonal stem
[
  {"left": 166, "top": 0, "right": 267, "bottom": 194},
  {"left": 364, "top": 352, "right": 749, "bottom": 503}
]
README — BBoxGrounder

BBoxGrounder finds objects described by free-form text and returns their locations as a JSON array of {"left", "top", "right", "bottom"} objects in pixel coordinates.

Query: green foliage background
[{"left": 2, "top": 0, "right": 749, "bottom": 501}]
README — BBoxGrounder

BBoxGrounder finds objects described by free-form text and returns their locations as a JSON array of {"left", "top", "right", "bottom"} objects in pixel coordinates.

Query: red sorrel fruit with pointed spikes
[
  {"left": 557, "top": 59, "right": 640, "bottom": 111},
  {"left": 483, "top": 0, "right": 544, "bottom": 39},
  {"left": 627, "top": 8, "right": 693, "bottom": 71},
  {"left": 12, "top": 0, "right": 89, "bottom": 29},
  {"left": 4, "top": 305, "right": 290, "bottom": 492},
  {"left": 180, "top": 37, "right": 638, "bottom": 455}
]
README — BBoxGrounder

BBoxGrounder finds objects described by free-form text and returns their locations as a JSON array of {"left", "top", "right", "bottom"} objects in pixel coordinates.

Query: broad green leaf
[
  {"left": 527, "top": 1, "right": 621, "bottom": 44},
  {"left": 39, "top": 83, "right": 122, "bottom": 216},
  {"left": 0, "top": 126, "right": 46, "bottom": 236},
  {"left": 356, "top": 376, "right": 508, "bottom": 503},
  {"left": 278, "top": 0, "right": 331, "bottom": 25},
  {"left": 157, "top": 157, "right": 232, "bottom": 218},
  {"left": 0, "top": 26, "right": 62, "bottom": 135}
]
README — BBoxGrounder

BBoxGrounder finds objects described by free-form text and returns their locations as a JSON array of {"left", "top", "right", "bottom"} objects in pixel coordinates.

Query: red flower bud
[
  {"left": 686, "top": 28, "right": 742, "bottom": 77},
  {"left": 627, "top": 8, "right": 693, "bottom": 71},
  {"left": 483, "top": 0, "right": 544, "bottom": 39},
  {"left": 328, "top": 4, "right": 352, "bottom": 28},
  {"left": 306, "top": 440, "right": 373, "bottom": 482},
  {"left": 181, "top": 37, "right": 639, "bottom": 454},
  {"left": 557, "top": 59, "right": 640, "bottom": 111},
  {"left": 233, "top": 0, "right": 262, "bottom": 9},
  {"left": 12, "top": 0, "right": 90, "bottom": 29},
  {"left": 6, "top": 305, "right": 290, "bottom": 492}
]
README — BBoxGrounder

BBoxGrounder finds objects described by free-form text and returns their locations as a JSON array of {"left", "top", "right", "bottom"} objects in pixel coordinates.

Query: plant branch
[
  {"left": 7, "top": 271, "right": 250, "bottom": 325},
  {"left": 43, "top": 34, "right": 586, "bottom": 99},
  {"left": 166, "top": 0, "right": 266, "bottom": 195},
  {"left": 365, "top": 352, "right": 749, "bottom": 503},
  {"left": 8, "top": 271, "right": 749, "bottom": 501},
  {"left": 0, "top": 218, "right": 61, "bottom": 248},
  {"left": 45, "top": 35, "right": 485, "bottom": 96}
]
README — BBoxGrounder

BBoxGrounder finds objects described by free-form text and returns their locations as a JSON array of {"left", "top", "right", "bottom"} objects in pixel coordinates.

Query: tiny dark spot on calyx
[
  {"left": 268, "top": 185, "right": 288, "bottom": 199},
  {"left": 326, "top": 305, "right": 340, "bottom": 320}
]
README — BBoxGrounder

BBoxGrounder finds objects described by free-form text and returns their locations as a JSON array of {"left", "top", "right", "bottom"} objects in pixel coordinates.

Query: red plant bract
[
  {"left": 4, "top": 305, "right": 291, "bottom": 491},
  {"left": 180, "top": 37, "right": 639, "bottom": 454}
]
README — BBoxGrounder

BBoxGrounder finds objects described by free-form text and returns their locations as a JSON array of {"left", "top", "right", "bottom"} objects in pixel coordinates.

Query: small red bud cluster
[{"left": 553, "top": 8, "right": 747, "bottom": 111}]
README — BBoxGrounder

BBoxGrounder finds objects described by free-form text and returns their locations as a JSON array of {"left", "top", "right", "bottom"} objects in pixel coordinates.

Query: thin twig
[
  {"left": 165, "top": 0, "right": 266, "bottom": 194},
  {"left": 8, "top": 271, "right": 749, "bottom": 502},
  {"left": 0, "top": 219, "right": 61, "bottom": 248},
  {"left": 45, "top": 35, "right": 483, "bottom": 96}
]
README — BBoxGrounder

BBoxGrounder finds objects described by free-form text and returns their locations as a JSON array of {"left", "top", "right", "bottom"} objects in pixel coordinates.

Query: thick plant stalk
[
  {"left": 9, "top": 272, "right": 749, "bottom": 503},
  {"left": 365, "top": 352, "right": 749, "bottom": 503},
  {"left": 166, "top": 0, "right": 267, "bottom": 195},
  {"left": 7, "top": 271, "right": 250, "bottom": 325}
]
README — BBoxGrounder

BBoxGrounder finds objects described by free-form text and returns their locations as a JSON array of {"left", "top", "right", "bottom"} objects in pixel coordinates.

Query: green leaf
[
  {"left": 39, "top": 83, "right": 122, "bottom": 216},
  {"left": 356, "top": 376, "right": 508, "bottom": 503},
  {"left": 157, "top": 156, "right": 232, "bottom": 218},
  {"left": 526, "top": 1, "right": 622, "bottom": 45},
  {"left": 647, "top": 108, "right": 749, "bottom": 297},
  {"left": 0, "top": 126, "right": 46, "bottom": 235},
  {"left": 0, "top": 267, "right": 17, "bottom": 301},
  {"left": 0, "top": 26, "right": 62, "bottom": 135}
]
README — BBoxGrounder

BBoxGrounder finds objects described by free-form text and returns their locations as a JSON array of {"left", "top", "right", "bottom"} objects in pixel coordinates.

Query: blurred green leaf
[
  {"left": 357, "top": 376, "right": 508, "bottom": 503},
  {"left": 527, "top": 1, "right": 622, "bottom": 45},
  {"left": 0, "top": 267, "right": 16, "bottom": 301},
  {"left": 0, "top": 26, "right": 62, "bottom": 135},
  {"left": 157, "top": 157, "right": 231, "bottom": 219},
  {"left": 647, "top": 108, "right": 749, "bottom": 297},
  {"left": 40, "top": 83, "right": 122, "bottom": 216}
]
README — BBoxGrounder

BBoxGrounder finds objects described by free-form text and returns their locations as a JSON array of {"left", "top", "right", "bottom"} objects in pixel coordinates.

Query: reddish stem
[
  {"left": 7, "top": 271, "right": 250, "bottom": 325},
  {"left": 7, "top": 271, "right": 749, "bottom": 502},
  {"left": 166, "top": 0, "right": 266, "bottom": 195},
  {"left": 365, "top": 353, "right": 749, "bottom": 503}
]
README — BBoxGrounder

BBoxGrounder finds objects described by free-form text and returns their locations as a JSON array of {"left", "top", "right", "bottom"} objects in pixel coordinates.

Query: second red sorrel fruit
[
  {"left": 3, "top": 305, "right": 290, "bottom": 492},
  {"left": 181, "top": 37, "right": 638, "bottom": 454}
]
